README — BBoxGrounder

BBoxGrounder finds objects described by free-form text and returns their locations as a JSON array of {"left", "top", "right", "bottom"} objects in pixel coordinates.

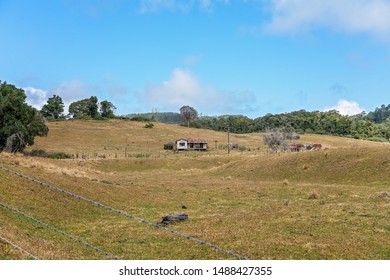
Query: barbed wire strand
[
  {"left": 0, "top": 201, "right": 119, "bottom": 260},
  {"left": 0, "top": 234, "right": 38, "bottom": 260},
  {"left": 0, "top": 164, "right": 250, "bottom": 260}
]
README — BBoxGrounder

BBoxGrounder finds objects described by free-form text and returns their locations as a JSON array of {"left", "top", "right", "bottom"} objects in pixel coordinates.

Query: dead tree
[
  {"left": 262, "top": 128, "right": 291, "bottom": 153},
  {"left": 3, "top": 132, "right": 25, "bottom": 153}
]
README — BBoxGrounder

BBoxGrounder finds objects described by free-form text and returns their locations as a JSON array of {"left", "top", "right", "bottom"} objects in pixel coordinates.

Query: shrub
[
  {"left": 130, "top": 116, "right": 151, "bottom": 122},
  {"left": 25, "top": 149, "right": 49, "bottom": 157},
  {"left": 47, "top": 152, "right": 71, "bottom": 159},
  {"left": 144, "top": 122, "right": 154, "bottom": 128},
  {"left": 101, "top": 180, "right": 113, "bottom": 184},
  {"left": 308, "top": 191, "right": 320, "bottom": 199},
  {"left": 367, "top": 137, "right": 388, "bottom": 142},
  {"left": 93, "top": 115, "right": 106, "bottom": 120},
  {"left": 24, "top": 149, "right": 70, "bottom": 159}
]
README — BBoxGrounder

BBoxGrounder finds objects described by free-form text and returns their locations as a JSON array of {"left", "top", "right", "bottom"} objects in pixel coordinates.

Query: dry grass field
[{"left": 1, "top": 119, "right": 389, "bottom": 260}]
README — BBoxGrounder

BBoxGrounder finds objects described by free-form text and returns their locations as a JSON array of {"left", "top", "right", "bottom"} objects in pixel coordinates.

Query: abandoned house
[{"left": 176, "top": 138, "right": 208, "bottom": 151}]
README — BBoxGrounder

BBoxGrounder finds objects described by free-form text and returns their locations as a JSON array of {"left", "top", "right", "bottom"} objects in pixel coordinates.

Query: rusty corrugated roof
[{"left": 186, "top": 138, "right": 208, "bottom": 144}]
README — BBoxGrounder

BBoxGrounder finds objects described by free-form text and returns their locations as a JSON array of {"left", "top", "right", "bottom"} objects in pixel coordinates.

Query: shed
[{"left": 163, "top": 142, "right": 175, "bottom": 150}]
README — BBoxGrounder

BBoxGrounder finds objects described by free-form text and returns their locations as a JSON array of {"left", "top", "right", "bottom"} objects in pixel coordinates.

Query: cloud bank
[
  {"left": 263, "top": 0, "right": 390, "bottom": 40},
  {"left": 142, "top": 68, "right": 256, "bottom": 115}
]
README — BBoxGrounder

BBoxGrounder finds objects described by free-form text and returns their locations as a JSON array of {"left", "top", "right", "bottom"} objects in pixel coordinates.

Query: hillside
[{"left": 0, "top": 119, "right": 389, "bottom": 260}]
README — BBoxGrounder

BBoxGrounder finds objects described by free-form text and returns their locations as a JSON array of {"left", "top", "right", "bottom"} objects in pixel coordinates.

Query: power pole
[{"left": 227, "top": 124, "right": 230, "bottom": 154}]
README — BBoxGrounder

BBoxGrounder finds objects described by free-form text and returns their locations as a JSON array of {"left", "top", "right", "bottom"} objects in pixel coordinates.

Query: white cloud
[
  {"left": 143, "top": 68, "right": 212, "bottom": 109},
  {"left": 142, "top": 68, "right": 256, "bottom": 115},
  {"left": 23, "top": 80, "right": 93, "bottom": 114},
  {"left": 49, "top": 79, "right": 93, "bottom": 114},
  {"left": 324, "top": 99, "right": 365, "bottom": 115},
  {"left": 51, "top": 79, "right": 92, "bottom": 101},
  {"left": 263, "top": 0, "right": 390, "bottom": 40},
  {"left": 24, "top": 87, "right": 48, "bottom": 110}
]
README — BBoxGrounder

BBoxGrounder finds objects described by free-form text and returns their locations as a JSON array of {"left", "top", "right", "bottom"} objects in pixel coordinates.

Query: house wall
[
  {"left": 176, "top": 140, "right": 188, "bottom": 150},
  {"left": 188, "top": 143, "right": 207, "bottom": 150}
]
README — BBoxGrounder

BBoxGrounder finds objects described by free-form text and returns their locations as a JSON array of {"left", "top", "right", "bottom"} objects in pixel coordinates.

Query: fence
[
  {"left": 0, "top": 201, "right": 119, "bottom": 260},
  {"left": 0, "top": 234, "right": 38, "bottom": 260},
  {"left": 0, "top": 164, "right": 250, "bottom": 260}
]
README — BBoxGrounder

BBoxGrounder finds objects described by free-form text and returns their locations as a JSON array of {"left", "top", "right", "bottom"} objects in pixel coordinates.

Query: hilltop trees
[
  {"left": 179, "top": 105, "right": 198, "bottom": 127},
  {"left": 69, "top": 97, "right": 92, "bottom": 119},
  {"left": 0, "top": 81, "right": 48, "bottom": 152},
  {"left": 196, "top": 115, "right": 254, "bottom": 133},
  {"left": 68, "top": 96, "right": 99, "bottom": 119},
  {"left": 68, "top": 97, "right": 116, "bottom": 119},
  {"left": 87, "top": 96, "right": 99, "bottom": 118},
  {"left": 366, "top": 104, "right": 390, "bottom": 123},
  {"left": 99, "top": 100, "right": 116, "bottom": 118},
  {"left": 41, "top": 95, "right": 64, "bottom": 119}
]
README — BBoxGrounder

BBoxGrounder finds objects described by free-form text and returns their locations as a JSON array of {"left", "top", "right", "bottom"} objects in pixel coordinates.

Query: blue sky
[{"left": 1, "top": 0, "right": 390, "bottom": 118}]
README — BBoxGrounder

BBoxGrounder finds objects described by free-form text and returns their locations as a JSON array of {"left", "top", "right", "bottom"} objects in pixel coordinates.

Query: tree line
[
  {"left": 190, "top": 108, "right": 390, "bottom": 142},
  {"left": 123, "top": 105, "right": 390, "bottom": 142}
]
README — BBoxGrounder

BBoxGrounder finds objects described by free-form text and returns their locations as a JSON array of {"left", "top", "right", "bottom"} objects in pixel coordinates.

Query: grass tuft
[
  {"left": 308, "top": 191, "right": 320, "bottom": 199},
  {"left": 101, "top": 180, "right": 113, "bottom": 185}
]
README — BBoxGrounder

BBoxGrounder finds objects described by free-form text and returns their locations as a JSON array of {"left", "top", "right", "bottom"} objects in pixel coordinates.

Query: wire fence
[
  {"left": 0, "top": 201, "right": 119, "bottom": 260},
  {"left": 0, "top": 234, "right": 38, "bottom": 260},
  {"left": 0, "top": 164, "right": 250, "bottom": 260}
]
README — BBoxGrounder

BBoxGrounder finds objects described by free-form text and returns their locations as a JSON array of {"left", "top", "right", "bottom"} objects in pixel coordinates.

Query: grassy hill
[{"left": 0, "top": 119, "right": 389, "bottom": 260}]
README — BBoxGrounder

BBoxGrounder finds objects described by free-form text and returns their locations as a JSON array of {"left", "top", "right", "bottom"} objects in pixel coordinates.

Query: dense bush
[
  {"left": 47, "top": 152, "right": 71, "bottom": 159},
  {"left": 130, "top": 116, "right": 152, "bottom": 122},
  {"left": 144, "top": 122, "right": 154, "bottom": 128},
  {"left": 24, "top": 149, "right": 71, "bottom": 159},
  {"left": 0, "top": 81, "right": 48, "bottom": 152}
]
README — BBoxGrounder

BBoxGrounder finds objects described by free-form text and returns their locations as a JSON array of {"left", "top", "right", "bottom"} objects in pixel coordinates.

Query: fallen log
[{"left": 161, "top": 213, "right": 188, "bottom": 225}]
